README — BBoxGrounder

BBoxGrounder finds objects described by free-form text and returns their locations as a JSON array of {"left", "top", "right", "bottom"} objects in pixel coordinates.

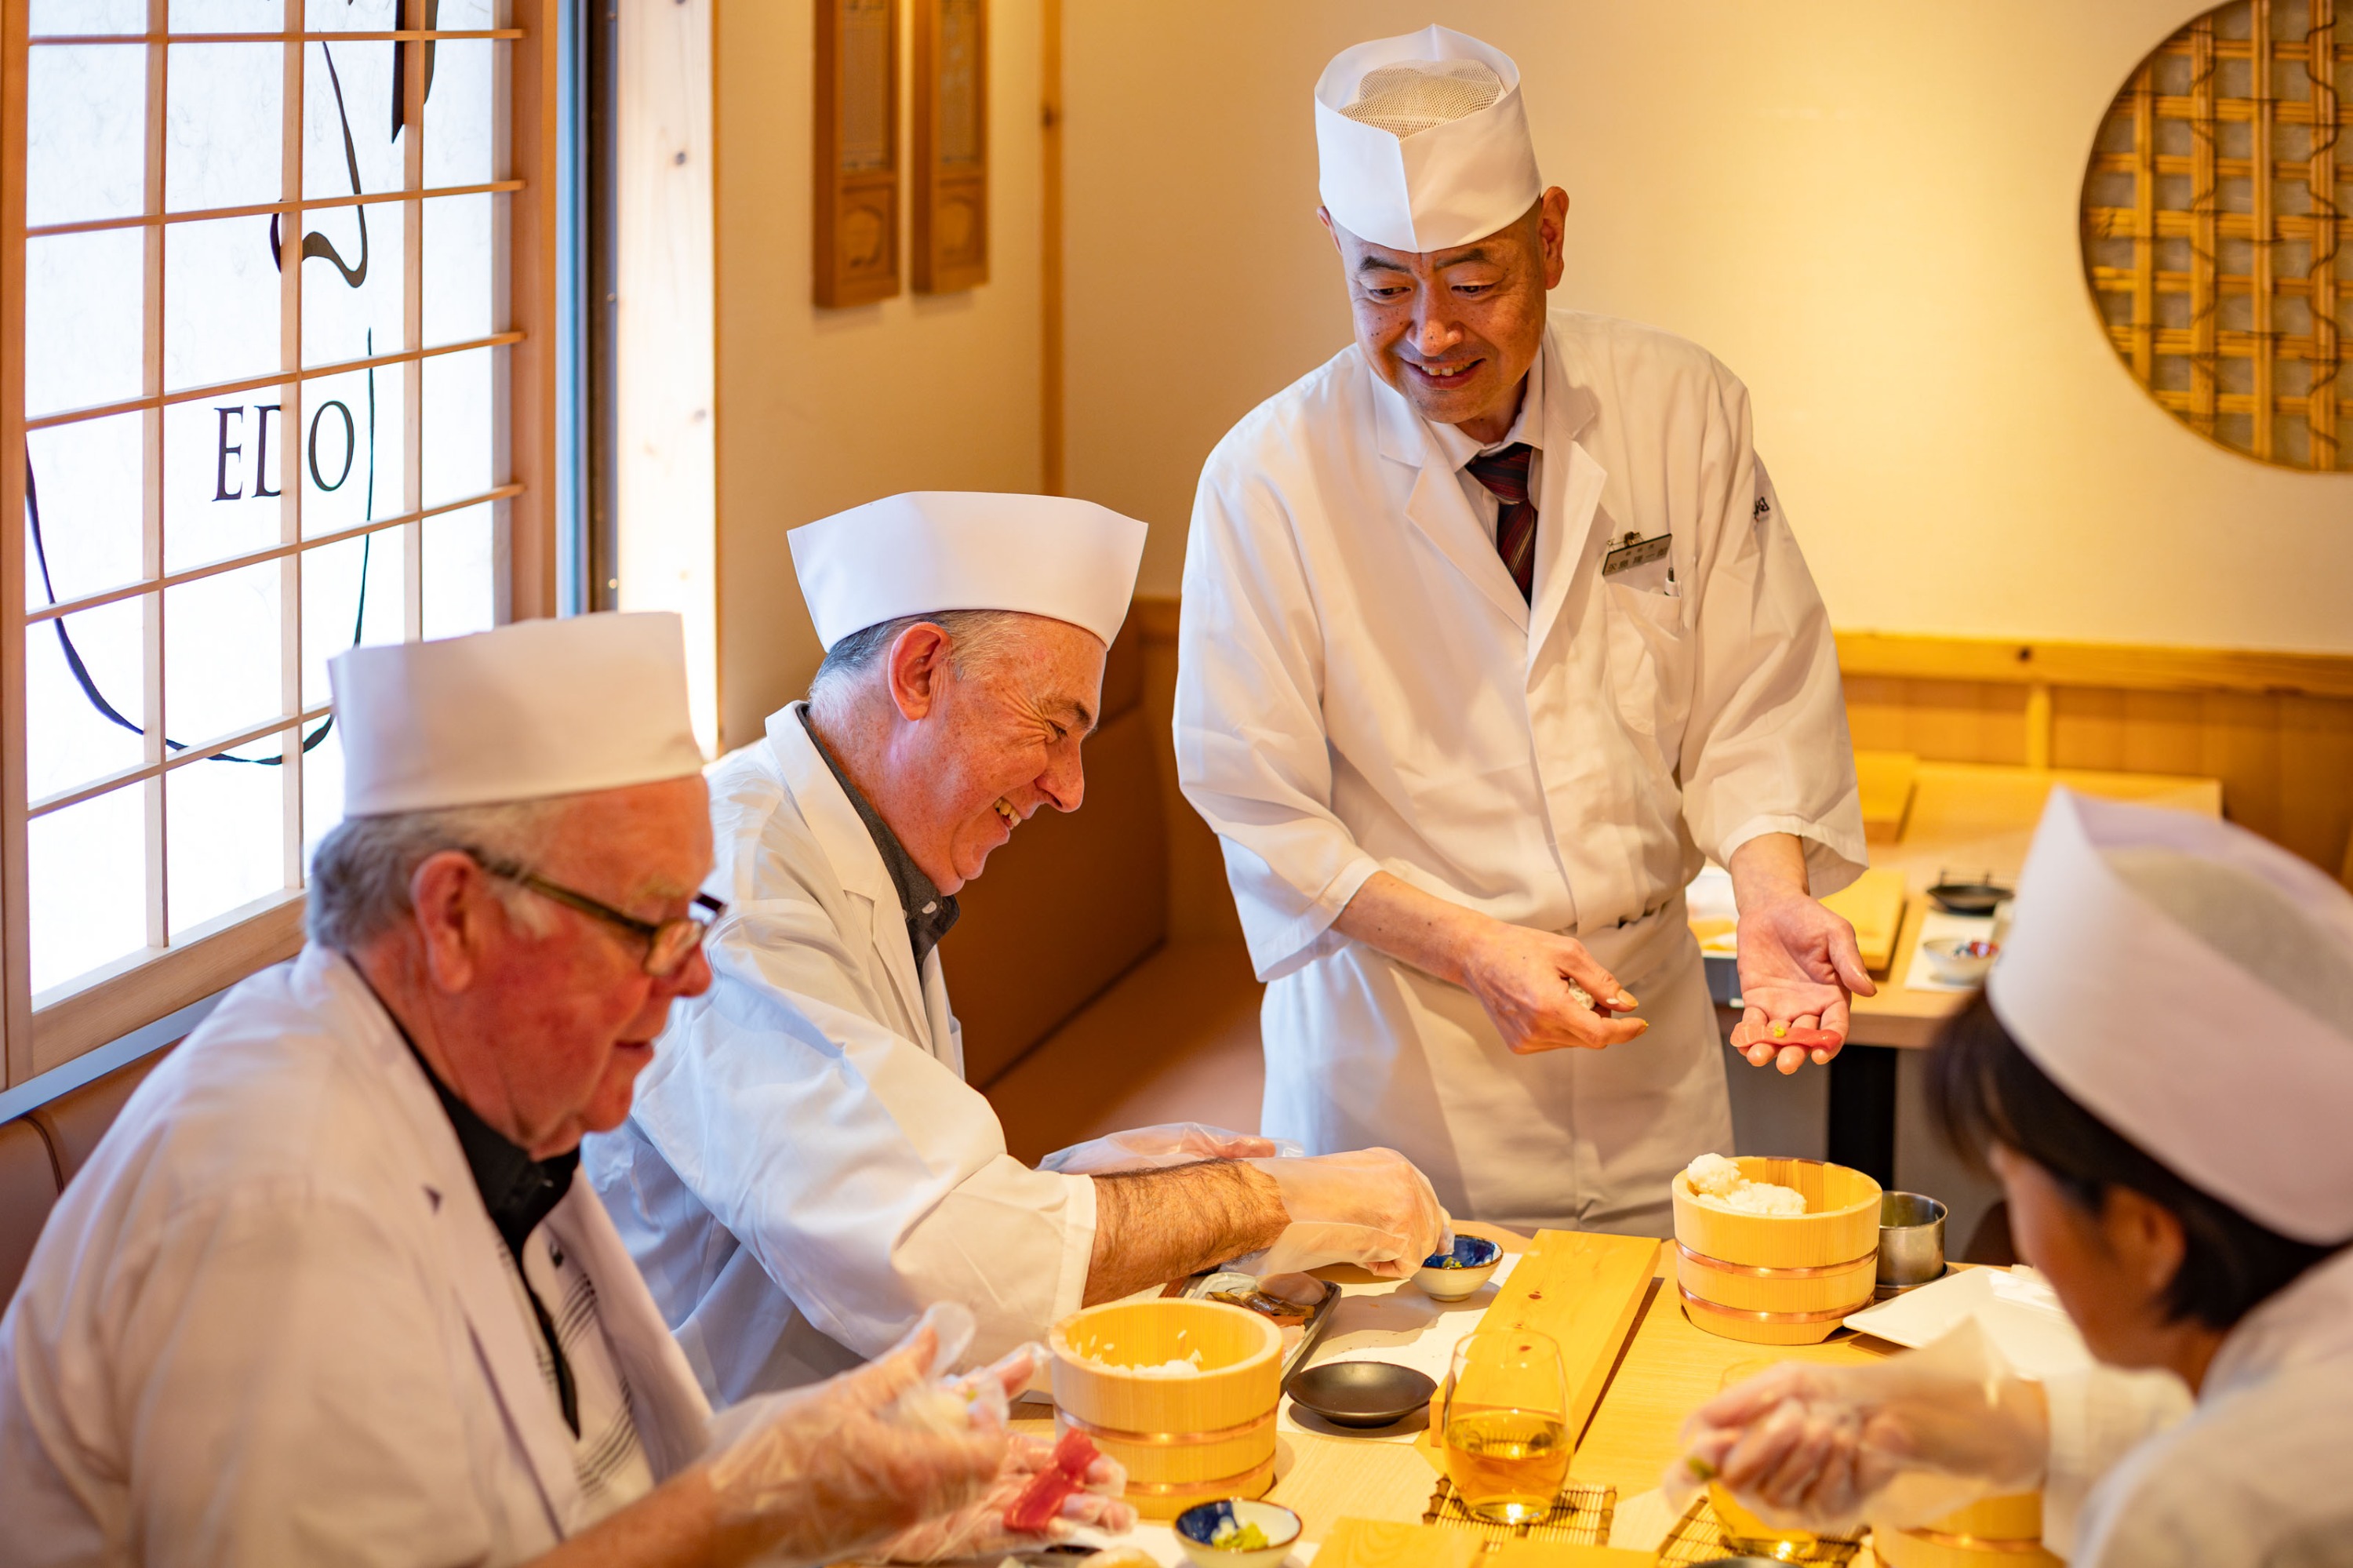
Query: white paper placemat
[
  {"left": 1275, "top": 1255, "right": 1520, "bottom": 1444},
  {"left": 1904, "top": 910, "right": 1997, "bottom": 993},
  {"left": 1842, "top": 1264, "right": 2090, "bottom": 1380},
  {"left": 1060, "top": 1519, "right": 1321, "bottom": 1566}
]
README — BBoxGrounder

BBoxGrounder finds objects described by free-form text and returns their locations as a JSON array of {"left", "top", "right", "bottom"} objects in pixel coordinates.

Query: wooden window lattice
[{"left": 2081, "top": 0, "right": 2351, "bottom": 471}]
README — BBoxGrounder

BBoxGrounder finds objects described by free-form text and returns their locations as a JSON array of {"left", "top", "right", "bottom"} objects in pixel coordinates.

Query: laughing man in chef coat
[
  {"left": 1174, "top": 27, "right": 1874, "bottom": 1238},
  {"left": 587, "top": 492, "right": 1448, "bottom": 1403}
]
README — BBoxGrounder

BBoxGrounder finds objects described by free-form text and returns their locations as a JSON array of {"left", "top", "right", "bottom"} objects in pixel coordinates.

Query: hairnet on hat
[
  {"left": 1986, "top": 788, "right": 2353, "bottom": 1243},
  {"left": 787, "top": 491, "right": 1148, "bottom": 653},
  {"left": 329, "top": 612, "right": 705, "bottom": 817},
  {"left": 1314, "top": 24, "right": 1543, "bottom": 253}
]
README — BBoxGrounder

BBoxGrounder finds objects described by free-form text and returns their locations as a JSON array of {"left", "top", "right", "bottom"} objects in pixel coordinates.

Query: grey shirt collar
[{"left": 796, "top": 706, "right": 960, "bottom": 971}]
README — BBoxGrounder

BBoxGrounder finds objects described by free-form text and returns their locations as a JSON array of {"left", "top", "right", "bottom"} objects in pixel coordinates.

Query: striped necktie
[{"left": 1464, "top": 442, "right": 1537, "bottom": 602}]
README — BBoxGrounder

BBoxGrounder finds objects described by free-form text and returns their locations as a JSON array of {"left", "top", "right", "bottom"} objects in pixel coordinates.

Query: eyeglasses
[{"left": 467, "top": 852, "right": 726, "bottom": 978}]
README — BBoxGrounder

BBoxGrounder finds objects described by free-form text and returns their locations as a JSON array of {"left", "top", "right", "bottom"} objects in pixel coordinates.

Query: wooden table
[
  {"left": 1700, "top": 759, "right": 2223, "bottom": 1189},
  {"left": 1016, "top": 1225, "right": 1898, "bottom": 1552},
  {"left": 1827, "top": 759, "right": 2222, "bottom": 1050}
]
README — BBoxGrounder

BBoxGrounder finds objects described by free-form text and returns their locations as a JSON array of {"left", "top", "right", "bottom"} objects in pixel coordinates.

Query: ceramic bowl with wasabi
[
  {"left": 1412, "top": 1235, "right": 1503, "bottom": 1301},
  {"left": 1173, "top": 1498, "right": 1301, "bottom": 1568}
]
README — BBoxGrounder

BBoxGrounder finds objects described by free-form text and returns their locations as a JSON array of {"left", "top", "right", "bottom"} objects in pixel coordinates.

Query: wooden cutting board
[
  {"left": 1821, "top": 865, "right": 1907, "bottom": 973},
  {"left": 1413, "top": 1231, "right": 1660, "bottom": 1472},
  {"left": 1855, "top": 750, "right": 1918, "bottom": 844}
]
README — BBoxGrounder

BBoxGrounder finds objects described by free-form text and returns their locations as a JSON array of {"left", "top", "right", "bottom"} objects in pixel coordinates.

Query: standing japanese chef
[{"left": 1175, "top": 25, "right": 1873, "bottom": 1236}]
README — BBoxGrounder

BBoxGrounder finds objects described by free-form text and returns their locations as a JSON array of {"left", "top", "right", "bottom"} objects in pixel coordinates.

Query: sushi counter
[
  {"left": 1691, "top": 755, "right": 2224, "bottom": 1050},
  {"left": 1012, "top": 1172, "right": 2099, "bottom": 1563},
  {"left": 1002, "top": 1224, "right": 1901, "bottom": 1563}
]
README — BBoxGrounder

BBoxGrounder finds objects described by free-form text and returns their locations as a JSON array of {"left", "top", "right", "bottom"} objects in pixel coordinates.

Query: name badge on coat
[{"left": 1602, "top": 530, "right": 1675, "bottom": 596}]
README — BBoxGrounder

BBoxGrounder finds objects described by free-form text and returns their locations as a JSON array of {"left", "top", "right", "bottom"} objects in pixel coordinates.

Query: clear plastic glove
[
  {"left": 1038, "top": 1122, "right": 1301, "bottom": 1175},
  {"left": 1244, "top": 1148, "right": 1451, "bottom": 1279},
  {"left": 701, "top": 1302, "right": 1009, "bottom": 1559},
  {"left": 875, "top": 1429, "right": 1136, "bottom": 1562},
  {"left": 1665, "top": 1319, "right": 2049, "bottom": 1533}
]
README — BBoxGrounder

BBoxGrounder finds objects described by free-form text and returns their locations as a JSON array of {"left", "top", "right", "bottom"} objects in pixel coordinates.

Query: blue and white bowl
[
  {"left": 1413, "top": 1235, "right": 1504, "bottom": 1301},
  {"left": 1172, "top": 1498, "right": 1302, "bottom": 1568}
]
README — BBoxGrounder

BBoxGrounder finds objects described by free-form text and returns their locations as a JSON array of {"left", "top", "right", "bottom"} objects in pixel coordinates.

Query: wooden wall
[{"left": 1838, "top": 632, "right": 2353, "bottom": 881}]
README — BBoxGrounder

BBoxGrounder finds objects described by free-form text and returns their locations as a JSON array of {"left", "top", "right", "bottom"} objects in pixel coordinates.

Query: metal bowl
[
  {"left": 1877, "top": 1191, "right": 1948, "bottom": 1290},
  {"left": 1282, "top": 1359, "right": 1436, "bottom": 1429}
]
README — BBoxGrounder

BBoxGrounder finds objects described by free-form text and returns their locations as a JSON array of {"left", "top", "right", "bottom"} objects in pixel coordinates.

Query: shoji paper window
[{"left": 5, "top": 0, "right": 539, "bottom": 1078}]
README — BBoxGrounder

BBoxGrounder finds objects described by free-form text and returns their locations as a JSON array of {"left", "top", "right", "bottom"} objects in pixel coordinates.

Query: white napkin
[
  {"left": 1277, "top": 1255, "right": 1520, "bottom": 1443},
  {"left": 1842, "top": 1264, "right": 2090, "bottom": 1381},
  {"left": 1060, "top": 1520, "right": 1322, "bottom": 1567}
]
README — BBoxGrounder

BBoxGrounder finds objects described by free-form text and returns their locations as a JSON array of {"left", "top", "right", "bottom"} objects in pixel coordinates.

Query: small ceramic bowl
[
  {"left": 1920, "top": 937, "right": 1998, "bottom": 986},
  {"left": 1413, "top": 1235, "right": 1503, "bottom": 1301},
  {"left": 1173, "top": 1499, "right": 1302, "bottom": 1568}
]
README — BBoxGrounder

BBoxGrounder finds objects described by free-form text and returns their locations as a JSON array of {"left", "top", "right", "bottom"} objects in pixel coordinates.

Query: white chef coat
[
  {"left": 584, "top": 704, "right": 1098, "bottom": 1402},
  {"left": 2038, "top": 1244, "right": 2353, "bottom": 1566},
  {"left": 0, "top": 944, "right": 711, "bottom": 1567},
  {"left": 507, "top": 1227, "right": 660, "bottom": 1524},
  {"left": 1176, "top": 315, "right": 1866, "bottom": 1235}
]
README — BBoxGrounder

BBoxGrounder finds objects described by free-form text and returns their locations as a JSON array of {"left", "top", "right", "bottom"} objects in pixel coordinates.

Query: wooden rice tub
[
  {"left": 1048, "top": 1298, "right": 1281, "bottom": 1519},
  {"left": 1671, "top": 1157, "right": 1882, "bottom": 1344},
  {"left": 1874, "top": 1491, "right": 2063, "bottom": 1566}
]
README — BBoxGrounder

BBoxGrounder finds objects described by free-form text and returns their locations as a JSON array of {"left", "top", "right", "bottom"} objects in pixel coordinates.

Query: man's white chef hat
[
  {"left": 788, "top": 491, "right": 1148, "bottom": 653},
  {"left": 1987, "top": 787, "right": 2353, "bottom": 1242},
  {"left": 329, "top": 612, "right": 704, "bottom": 817},
  {"left": 1314, "top": 24, "right": 1544, "bottom": 253}
]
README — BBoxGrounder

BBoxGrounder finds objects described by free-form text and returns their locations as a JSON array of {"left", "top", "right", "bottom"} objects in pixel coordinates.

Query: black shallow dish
[
  {"left": 1283, "top": 1360, "right": 1436, "bottom": 1429},
  {"left": 1926, "top": 879, "right": 2011, "bottom": 916}
]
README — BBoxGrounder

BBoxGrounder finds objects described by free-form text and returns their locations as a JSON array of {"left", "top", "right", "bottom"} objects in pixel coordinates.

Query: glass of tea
[
  {"left": 1441, "top": 1329, "right": 1573, "bottom": 1524},
  {"left": 1707, "top": 1359, "right": 1818, "bottom": 1557}
]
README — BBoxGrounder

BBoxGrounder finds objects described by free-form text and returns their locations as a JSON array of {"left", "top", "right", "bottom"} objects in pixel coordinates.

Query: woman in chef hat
[{"left": 1675, "top": 787, "right": 2353, "bottom": 1568}]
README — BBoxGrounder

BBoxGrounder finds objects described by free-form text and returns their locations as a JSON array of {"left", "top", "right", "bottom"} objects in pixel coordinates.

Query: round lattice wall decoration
[{"left": 2081, "top": 0, "right": 2351, "bottom": 471}]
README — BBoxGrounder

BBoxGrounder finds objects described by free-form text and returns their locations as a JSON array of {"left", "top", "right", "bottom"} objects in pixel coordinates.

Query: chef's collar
[
  {"left": 1426, "top": 340, "right": 1547, "bottom": 470},
  {"left": 797, "top": 705, "right": 961, "bottom": 970},
  {"left": 350, "top": 962, "right": 578, "bottom": 1258},
  {"left": 420, "top": 1060, "right": 579, "bottom": 1261},
  {"left": 408, "top": 1040, "right": 579, "bottom": 1261}
]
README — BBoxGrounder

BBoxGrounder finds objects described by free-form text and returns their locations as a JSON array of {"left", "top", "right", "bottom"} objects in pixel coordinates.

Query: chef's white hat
[
  {"left": 329, "top": 612, "right": 704, "bottom": 817},
  {"left": 1315, "top": 25, "right": 1544, "bottom": 253},
  {"left": 1987, "top": 788, "right": 2353, "bottom": 1242},
  {"left": 788, "top": 491, "right": 1147, "bottom": 653}
]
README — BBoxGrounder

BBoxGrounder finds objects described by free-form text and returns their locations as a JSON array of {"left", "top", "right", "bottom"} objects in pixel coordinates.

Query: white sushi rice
[
  {"left": 1682, "top": 1153, "right": 1809, "bottom": 1215},
  {"left": 1070, "top": 1343, "right": 1205, "bottom": 1377}
]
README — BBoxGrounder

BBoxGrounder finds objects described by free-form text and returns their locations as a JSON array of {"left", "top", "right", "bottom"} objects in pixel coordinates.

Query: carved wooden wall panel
[
  {"left": 914, "top": 0, "right": 987, "bottom": 292},
  {"left": 2082, "top": 0, "right": 2350, "bottom": 470},
  {"left": 814, "top": 0, "right": 899, "bottom": 307}
]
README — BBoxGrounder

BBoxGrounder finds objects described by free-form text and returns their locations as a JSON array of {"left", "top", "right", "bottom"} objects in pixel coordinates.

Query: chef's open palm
[
  {"left": 1464, "top": 923, "right": 1649, "bottom": 1054},
  {"left": 1733, "top": 892, "right": 1875, "bottom": 1073}
]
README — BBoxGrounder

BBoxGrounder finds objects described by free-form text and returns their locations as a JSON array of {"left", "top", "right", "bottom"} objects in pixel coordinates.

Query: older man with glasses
[{"left": 0, "top": 613, "right": 1128, "bottom": 1567}]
